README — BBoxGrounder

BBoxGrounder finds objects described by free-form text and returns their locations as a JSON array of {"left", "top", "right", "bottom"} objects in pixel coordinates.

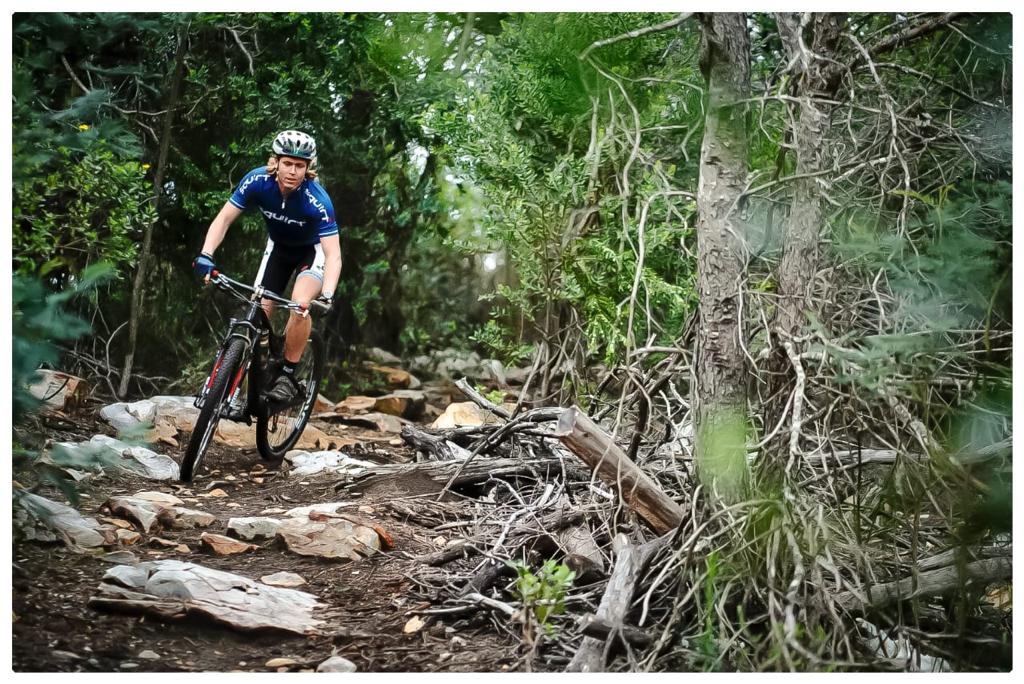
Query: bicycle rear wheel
[
  {"left": 256, "top": 332, "right": 324, "bottom": 463},
  {"left": 180, "top": 338, "right": 247, "bottom": 483}
]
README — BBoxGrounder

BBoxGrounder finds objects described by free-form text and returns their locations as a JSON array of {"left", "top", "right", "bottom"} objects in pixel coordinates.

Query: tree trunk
[
  {"left": 692, "top": 13, "right": 751, "bottom": 502},
  {"left": 118, "top": 28, "right": 188, "bottom": 398},
  {"left": 765, "top": 13, "right": 845, "bottom": 463}
]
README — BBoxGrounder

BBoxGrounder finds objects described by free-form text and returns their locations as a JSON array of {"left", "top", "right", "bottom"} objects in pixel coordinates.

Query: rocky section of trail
[{"left": 13, "top": 350, "right": 548, "bottom": 673}]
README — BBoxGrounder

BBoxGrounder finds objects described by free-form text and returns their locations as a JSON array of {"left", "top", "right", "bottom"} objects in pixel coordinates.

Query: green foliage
[
  {"left": 12, "top": 263, "right": 115, "bottom": 422},
  {"left": 13, "top": 138, "right": 156, "bottom": 279},
  {"left": 511, "top": 559, "right": 576, "bottom": 634},
  {"left": 690, "top": 550, "right": 722, "bottom": 671},
  {"left": 423, "top": 13, "right": 702, "bottom": 370}
]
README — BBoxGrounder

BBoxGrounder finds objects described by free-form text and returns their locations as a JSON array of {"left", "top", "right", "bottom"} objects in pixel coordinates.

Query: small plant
[
  {"left": 511, "top": 559, "right": 576, "bottom": 637},
  {"left": 477, "top": 384, "right": 506, "bottom": 405}
]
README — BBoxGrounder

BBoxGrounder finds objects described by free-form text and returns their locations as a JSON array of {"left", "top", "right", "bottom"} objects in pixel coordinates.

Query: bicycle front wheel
[
  {"left": 256, "top": 332, "right": 325, "bottom": 463},
  {"left": 180, "top": 338, "right": 247, "bottom": 483}
]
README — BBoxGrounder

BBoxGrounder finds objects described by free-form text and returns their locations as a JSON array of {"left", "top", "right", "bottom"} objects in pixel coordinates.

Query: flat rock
[
  {"left": 16, "top": 492, "right": 112, "bottom": 548},
  {"left": 366, "top": 346, "right": 402, "bottom": 364},
  {"left": 275, "top": 517, "right": 381, "bottom": 561},
  {"left": 167, "top": 507, "right": 216, "bottom": 529},
  {"left": 366, "top": 363, "right": 420, "bottom": 390},
  {"left": 200, "top": 533, "right": 258, "bottom": 556},
  {"left": 59, "top": 435, "right": 181, "bottom": 480},
  {"left": 335, "top": 395, "right": 377, "bottom": 414},
  {"left": 317, "top": 656, "right": 357, "bottom": 673},
  {"left": 27, "top": 369, "right": 88, "bottom": 413},
  {"left": 430, "top": 402, "right": 490, "bottom": 429},
  {"left": 228, "top": 517, "right": 283, "bottom": 541},
  {"left": 332, "top": 411, "right": 408, "bottom": 434},
  {"left": 132, "top": 491, "right": 184, "bottom": 507},
  {"left": 99, "top": 550, "right": 139, "bottom": 565},
  {"left": 105, "top": 496, "right": 168, "bottom": 533},
  {"left": 284, "top": 451, "right": 377, "bottom": 478},
  {"left": 89, "top": 559, "right": 324, "bottom": 635},
  {"left": 373, "top": 390, "right": 426, "bottom": 419},
  {"left": 260, "top": 571, "right": 307, "bottom": 588},
  {"left": 116, "top": 529, "right": 143, "bottom": 545},
  {"left": 282, "top": 502, "right": 351, "bottom": 518}
]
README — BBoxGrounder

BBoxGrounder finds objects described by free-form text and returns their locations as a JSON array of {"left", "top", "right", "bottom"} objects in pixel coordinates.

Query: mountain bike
[{"left": 179, "top": 271, "right": 327, "bottom": 483}]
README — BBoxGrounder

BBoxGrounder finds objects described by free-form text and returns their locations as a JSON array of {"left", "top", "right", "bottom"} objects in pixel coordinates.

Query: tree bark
[
  {"left": 692, "top": 13, "right": 751, "bottom": 501},
  {"left": 765, "top": 13, "right": 845, "bottom": 463},
  {"left": 119, "top": 27, "right": 188, "bottom": 398},
  {"left": 772, "top": 13, "right": 845, "bottom": 340}
]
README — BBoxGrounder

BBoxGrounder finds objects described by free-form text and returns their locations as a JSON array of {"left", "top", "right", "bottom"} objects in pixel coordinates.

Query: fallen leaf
[
  {"left": 266, "top": 658, "right": 298, "bottom": 668},
  {"left": 205, "top": 488, "right": 229, "bottom": 498},
  {"left": 403, "top": 616, "right": 425, "bottom": 634}
]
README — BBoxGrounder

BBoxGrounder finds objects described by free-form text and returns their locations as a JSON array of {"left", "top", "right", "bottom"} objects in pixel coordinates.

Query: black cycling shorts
[{"left": 252, "top": 238, "right": 325, "bottom": 297}]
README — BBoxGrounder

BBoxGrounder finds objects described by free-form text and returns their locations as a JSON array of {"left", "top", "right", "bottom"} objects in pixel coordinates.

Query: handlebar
[{"left": 208, "top": 270, "right": 330, "bottom": 314}]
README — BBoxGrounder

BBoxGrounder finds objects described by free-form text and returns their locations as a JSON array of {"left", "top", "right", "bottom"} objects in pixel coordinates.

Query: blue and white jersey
[{"left": 228, "top": 167, "right": 339, "bottom": 246}]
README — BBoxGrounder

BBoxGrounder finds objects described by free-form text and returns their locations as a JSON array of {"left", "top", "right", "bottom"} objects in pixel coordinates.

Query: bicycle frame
[{"left": 194, "top": 272, "right": 322, "bottom": 414}]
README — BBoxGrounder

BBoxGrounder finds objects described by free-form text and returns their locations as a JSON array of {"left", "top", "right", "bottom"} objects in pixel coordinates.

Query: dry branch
[
  {"left": 835, "top": 557, "right": 1011, "bottom": 614},
  {"left": 554, "top": 406, "right": 684, "bottom": 534}
]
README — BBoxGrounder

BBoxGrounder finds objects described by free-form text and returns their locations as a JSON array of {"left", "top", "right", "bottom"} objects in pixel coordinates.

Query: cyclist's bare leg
[{"left": 283, "top": 274, "right": 322, "bottom": 363}]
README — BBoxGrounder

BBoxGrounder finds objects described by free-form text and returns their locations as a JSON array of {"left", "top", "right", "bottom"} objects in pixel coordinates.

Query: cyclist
[{"left": 193, "top": 130, "right": 341, "bottom": 405}]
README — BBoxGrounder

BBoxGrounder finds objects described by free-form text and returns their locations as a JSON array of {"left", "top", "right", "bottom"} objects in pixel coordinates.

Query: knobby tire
[
  {"left": 179, "top": 338, "right": 247, "bottom": 483},
  {"left": 256, "top": 333, "right": 324, "bottom": 463}
]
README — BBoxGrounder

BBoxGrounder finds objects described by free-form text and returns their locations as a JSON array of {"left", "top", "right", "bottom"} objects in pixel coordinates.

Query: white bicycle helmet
[{"left": 272, "top": 130, "right": 317, "bottom": 161}]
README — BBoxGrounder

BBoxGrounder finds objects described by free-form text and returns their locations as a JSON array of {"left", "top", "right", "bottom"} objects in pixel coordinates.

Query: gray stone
[
  {"left": 283, "top": 502, "right": 351, "bottom": 518},
  {"left": 228, "top": 517, "right": 283, "bottom": 541},
  {"left": 276, "top": 517, "right": 381, "bottom": 561},
  {"left": 106, "top": 496, "right": 167, "bottom": 533},
  {"left": 99, "top": 550, "right": 139, "bottom": 565},
  {"left": 168, "top": 507, "right": 217, "bottom": 529},
  {"left": 137, "top": 650, "right": 160, "bottom": 660},
  {"left": 260, "top": 571, "right": 307, "bottom": 588},
  {"left": 316, "top": 656, "right": 357, "bottom": 673},
  {"left": 95, "top": 435, "right": 180, "bottom": 480},
  {"left": 284, "top": 451, "right": 376, "bottom": 478},
  {"left": 90, "top": 560, "right": 324, "bottom": 635},
  {"left": 366, "top": 347, "right": 401, "bottom": 365},
  {"left": 16, "top": 492, "right": 110, "bottom": 548}
]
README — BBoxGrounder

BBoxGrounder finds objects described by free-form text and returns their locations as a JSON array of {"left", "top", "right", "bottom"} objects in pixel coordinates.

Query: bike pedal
[{"left": 220, "top": 405, "right": 253, "bottom": 425}]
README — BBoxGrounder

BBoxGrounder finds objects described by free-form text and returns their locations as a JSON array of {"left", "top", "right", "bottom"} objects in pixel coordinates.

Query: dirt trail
[{"left": 12, "top": 412, "right": 526, "bottom": 673}]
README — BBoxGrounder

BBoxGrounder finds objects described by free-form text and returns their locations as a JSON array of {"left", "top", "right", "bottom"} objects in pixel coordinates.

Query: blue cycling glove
[{"left": 193, "top": 252, "right": 216, "bottom": 278}]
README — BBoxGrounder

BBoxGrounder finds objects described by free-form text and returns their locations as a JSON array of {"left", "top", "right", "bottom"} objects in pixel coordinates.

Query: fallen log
[
  {"left": 567, "top": 534, "right": 645, "bottom": 672},
  {"left": 835, "top": 557, "right": 1012, "bottom": 614},
  {"left": 399, "top": 424, "right": 470, "bottom": 461},
  {"left": 554, "top": 406, "right": 685, "bottom": 534},
  {"left": 337, "top": 456, "right": 590, "bottom": 494},
  {"left": 579, "top": 614, "right": 654, "bottom": 647},
  {"left": 566, "top": 532, "right": 672, "bottom": 672},
  {"left": 916, "top": 544, "right": 1011, "bottom": 572}
]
